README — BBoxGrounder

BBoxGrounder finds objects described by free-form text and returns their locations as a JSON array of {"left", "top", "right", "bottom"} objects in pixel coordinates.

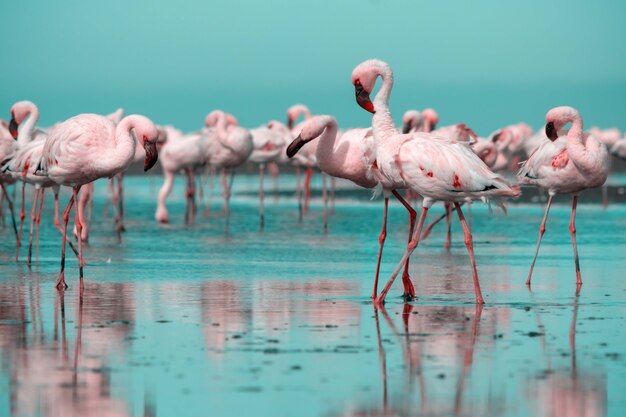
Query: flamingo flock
[{"left": 0, "top": 58, "right": 618, "bottom": 305}]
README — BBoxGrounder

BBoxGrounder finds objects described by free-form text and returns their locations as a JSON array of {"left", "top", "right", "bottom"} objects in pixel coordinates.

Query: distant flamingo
[
  {"left": 518, "top": 106, "right": 608, "bottom": 290},
  {"left": 0, "top": 121, "right": 18, "bottom": 242},
  {"left": 248, "top": 124, "right": 288, "bottom": 229},
  {"left": 203, "top": 110, "right": 253, "bottom": 232},
  {"left": 352, "top": 59, "right": 519, "bottom": 304},
  {"left": 589, "top": 126, "right": 621, "bottom": 207},
  {"left": 41, "top": 113, "right": 159, "bottom": 290},
  {"left": 608, "top": 132, "right": 626, "bottom": 160}
]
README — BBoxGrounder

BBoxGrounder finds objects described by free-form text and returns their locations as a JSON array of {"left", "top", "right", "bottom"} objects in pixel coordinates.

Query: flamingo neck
[
  {"left": 372, "top": 68, "right": 397, "bottom": 143},
  {"left": 565, "top": 113, "right": 584, "bottom": 142},
  {"left": 18, "top": 104, "right": 40, "bottom": 144},
  {"left": 314, "top": 117, "right": 339, "bottom": 171},
  {"left": 115, "top": 117, "right": 139, "bottom": 170}
]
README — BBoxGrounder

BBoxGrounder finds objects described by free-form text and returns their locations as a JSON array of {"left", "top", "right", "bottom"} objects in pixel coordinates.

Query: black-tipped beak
[
  {"left": 402, "top": 121, "right": 411, "bottom": 134},
  {"left": 354, "top": 83, "right": 375, "bottom": 114},
  {"left": 545, "top": 122, "right": 558, "bottom": 141},
  {"left": 143, "top": 141, "right": 158, "bottom": 171},
  {"left": 287, "top": 117, "right": 294, "bottom": 130},
  {"left": 430, "top": 122, "right": 437, "bottom": 131},
  {"left": 491, "top": 132, "right": 501, "bottom": 143},
  {"left": 9, "top": 117, "right": 18, "bottom": 139},
  {"left": 286, "top": 134, "right": 307, "bottom": 158}
]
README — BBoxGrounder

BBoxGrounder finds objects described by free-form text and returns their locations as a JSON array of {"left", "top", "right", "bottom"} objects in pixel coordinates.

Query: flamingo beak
[
  {"left": 402, "top": 121, "right": 412, "bottom": 134},
  {"left": 286, "top": 134, "right": 307, "bottom": 158},
  {"left": 143, "top": 141, "right": 159, "bottom": 171},
  {"left": 491, "top": 132, "right": 501, "bottom": 143},
  {"left": 9, "top": 114, "right": 18, "bottom": 139},
  {"left": 354, "top": 83, "right": 375, "bottom": 114},
  {"left": 545, "top": 122, "right": 558, "bottom": 141},
  {"left": 287, "top": 117, "right": 294, "bottom": 130},
  {"left": 430, "top": 122, "right": 437, "bottom": 131}
]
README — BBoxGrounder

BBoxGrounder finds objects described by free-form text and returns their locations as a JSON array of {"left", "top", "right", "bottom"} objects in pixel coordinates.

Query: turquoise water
[{"left": 1, "top": 175, "right": 626, "bottom": 417}]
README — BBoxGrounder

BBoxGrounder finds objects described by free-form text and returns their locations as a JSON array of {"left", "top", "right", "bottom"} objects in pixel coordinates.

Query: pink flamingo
[
  {"left": 352, "top": 59, "right": 519, "bottom": 304},
  {"left": 41, "top": 113, "right": 159, "bottom": 290},
  {"left": 203, "top": 110, "right": 253, "bottom": 232},
  {"left": 155, "top": 126, "right": 203, "bottom": 224},
  {"left": 249, "top": 124, "right": 288, "bottom": 229},
  {"left": 286, "top": 116, "right": 418, "bottom": 298},
  {"left": 0, "top": 121, "right": 19, "bottom": 242},
  {"left": 5, "top": 101, "right": 64, "bottom": 265},
  {"left": 518, "top": 106, "right": 609, "bottom": 290},
  {"left": 608, "top": 132, "right": 626, "bottom": 159},
  {"left": 589, "top": 126, "right": 621, "bottom": 207}
]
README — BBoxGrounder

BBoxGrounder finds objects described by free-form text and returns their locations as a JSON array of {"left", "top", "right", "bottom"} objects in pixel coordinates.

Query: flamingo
[
  {"left": 155, "top": 125, "right": 203, "bottom": 224},
  {"left": 588, "top": 126, "right": 621, "bottom": 207},
  {"left": 203, "top": 110, "right": 253, "bottom": 232},
  {"left": 0, "top": 120, "right": 18, "bottom": 242},
  {"left": 248, "top": 124, "right": 288, "bottom": 229},
  {"left": 518, "top": 106, "right": 609, "bottom": 290},
  {"left": 40, "top": 113, "right": 159, "bottom": 290},
  {"left": 608, "top": 132, "right": 626, "bottom": 160},
  {"left": 351, "top": 59, "right": 519, "bottom": 304},
  {"left": 4, "top": 101, "right": 63, "bottom": 265}
]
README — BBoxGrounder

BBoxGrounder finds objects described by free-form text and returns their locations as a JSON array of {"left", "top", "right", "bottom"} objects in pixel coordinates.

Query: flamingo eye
[{"left": 354, "top": 79, "right": 361, "bottom": 86}]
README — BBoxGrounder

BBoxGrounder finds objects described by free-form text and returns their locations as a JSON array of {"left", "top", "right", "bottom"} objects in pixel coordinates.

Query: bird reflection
[
  {"left": 1, "top": 282, "right": 137, "bottom": 417},
  {"left": 526, "top": 295, "right": 607, "bottom": 417}
]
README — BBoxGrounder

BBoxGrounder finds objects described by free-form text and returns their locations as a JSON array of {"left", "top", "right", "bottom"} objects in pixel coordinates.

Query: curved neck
[
  {"left": 314, "top": 117, "right": 339, "bottom": 169},
  {"left": 565, "top": 113, "right": 584, "bottom": 142},
  {"left": 18, "top": 105, "right": 40, "bottom": 144},
  {"left": 372, "top": 69, "right": 397, "bottom": 142},
  {"left": 114, "top": 117, "right": 139, "bottom": 169}
]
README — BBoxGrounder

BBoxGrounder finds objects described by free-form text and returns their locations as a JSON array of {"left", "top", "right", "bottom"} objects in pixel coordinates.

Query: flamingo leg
[
  {"left": 303, "top": 168, "right": 312, "bottom": 214},
  {"left": 187, "top": 170, "right": 196, "bottom": 225},
  {"left": 295, "top": 167, "right": 303, "bottom": 221},
  {"left": 259, "top": 164, "right": 265, "bottom": 230},
  {"left": 17, "top": 182, "right": 26, "bottom": 261},
  {"left": 224, "top": 170, "right": 234, "bottom": 234},
  {"left": 0, "top": 183, "right": 19, "bottom": 247},
  {"left": 444, "top": 202, "right": 452, "bottom": 251},
  {"left": 73, "top": 187, "right": 85, "bottom": 292},
  {"left": 376, "top": 206, "right": 429, "bottom": 305},
  {"left": 527, "top": 195, "right": 553, "bottom": 286},
  {"left": 56, "top": 194, "right": 76, "bottom": 290},
  {"left": 322, "top": 173, "right": 328, "bottom": 234},
  {"left": 330, "top": 176, "right": 336, "bottom": 214},
  {"left": 155, "top": 169, "right": 173, "bottom": 224},
  {"left": 569, "top": 195, "right": 582, "bottom": 289},
  {"left": 35, "top": 188, "right": 45, "bottom": 261},
  {"left": 204, "top": 167, "right": 216, "bottom": 217},
  {"left": 372, "top": 197, "right": 389, "bottom": 300},
  {"left": 392, "top": 190, "right": 417, "bottom": 300},
  {"left": 455, "top": 203, "right": 485, "bottom": 304},
  {"left": 117, "top": 173, "right": 125, "bottom": 239},
  {"left": 53, "top": 188, "right": 61, "bottom": 229},
  {"left": 27, "top": 188, "right": 40, "bottom": 267}
]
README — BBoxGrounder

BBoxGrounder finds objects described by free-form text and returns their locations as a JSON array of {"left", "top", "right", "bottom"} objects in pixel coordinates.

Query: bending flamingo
[
  {"left": 352, "top": 59, "right": 519, "bottom": 304},
  {"left": 41, "top": 113, "right": 159, "bottom": 290},
  {"left": 518, "top": 106, "right": 608, "bottom": 290}
]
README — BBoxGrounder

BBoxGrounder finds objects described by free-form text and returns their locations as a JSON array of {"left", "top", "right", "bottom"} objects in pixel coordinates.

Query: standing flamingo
[
  {"left": 41, "top": 113, "right": 159, "bottom": 290},
  {"left": 518, "top": 106, "right": 609, "bottom": 290},
  {"left": 286, "top": 116, "right": 419, "bottom": 299},
  {"left": 0, "top": 122, "right": 18, "bottom": 242},
  {"left": 203, "top": 110, "right": 253, "bottom": 232},
  {"left": 248, "top": 125, "right": 287, "bottom": 229},
  {"left": 352, "top": 59, "right": 519, "bottom": 304}
]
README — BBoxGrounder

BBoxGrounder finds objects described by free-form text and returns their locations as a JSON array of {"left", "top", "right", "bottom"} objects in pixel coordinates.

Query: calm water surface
[{"left": 1, "top": 175, "right": 625, "bottom": 417}]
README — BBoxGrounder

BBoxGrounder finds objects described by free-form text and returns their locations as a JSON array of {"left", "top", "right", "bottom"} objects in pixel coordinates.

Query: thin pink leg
[
  {"left": 17, "top": 182, "right": 26, "bottom": 261},
  {"left": 372, "top": 197, "right": 389, "bottom": 300},
  {"left": 303, "top": 168, "right": 312, "bottom": 214},
  {"left": 117, "top": 174, "right": 125, "bottom": 240},
  {"left": 259, "top": 164, "right": 265, "bottom": 230},
  {"left": 527, "top": 195, "right": 553, "bottom": 286},
  {"left": 35, "top": 188, "right": 45, "bottom": 261},
  {"left": 73, "top": 187, "right": 85, "bottom": 292},
  {"left": 56, "top": 194, "right": 76, "bottom": 290},
  {"left": 376, "top": 206, "right": 429, "bottom": 304},
  {"left": 295, "top": 167, "right": 302, "bottom": 221},
  {"left": 188, "top": 170, "right": 196, "bottom": 225},
  {"left": 27, "top": 188, "right": 40, "bottom": 267},
  {"left": 322, "top": 173, "right": 328, "bottom": 234},
  {"left": 330, "top": 176, "right": 336, "bottom": 214},
  {"left": 569, "top": 195, "right": 582, "bottom": 289},
  {"left": 455, "top": 203, "right": 485, "bottom": 304},
  {"left": 444, "top": 202, "right": 452, "bottom": 251},
  {"left": 53, "top": 189, "right": 61, "bottom": 229},
  {"left": 392, "top": 190, "right": 417, "bottom": 300},
  {"left": 0, "top": 183, "right": 19, "bottom": 245},
  {"left": 421, "top": 204, "right": 460, "bottom": 241}
]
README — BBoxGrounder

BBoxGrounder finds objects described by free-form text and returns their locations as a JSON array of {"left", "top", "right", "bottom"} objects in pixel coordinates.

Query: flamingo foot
[
  {"left": 55, "top": 274, "right": 68, "bottom": 290},
  {"left": 402, "top": 293, "right": 415, "bottom": 302}
]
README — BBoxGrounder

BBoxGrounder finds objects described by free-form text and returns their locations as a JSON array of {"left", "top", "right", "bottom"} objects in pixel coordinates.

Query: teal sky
[{"left": 2, "top": 0, "right": 625, "bottom": 134}]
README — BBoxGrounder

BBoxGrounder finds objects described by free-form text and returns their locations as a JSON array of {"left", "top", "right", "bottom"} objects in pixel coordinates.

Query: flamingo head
[
  {"left": 9, "top": 100, "right": 36, "bottom": 140},
  {"left": 545, "top": 106, "right": 580, "bottom": 141},
  {"left": 128, "top": 115, "right": 160, "bottom": 171},
  {"left": 351, "top": 60, "right": 388, "bottom": 114},
  {"left": 205, "top": 110, "right": 226, "bottom": 128},
  {"left": 286, "top": 104, "right": 311, "bottom": 130},
  {"left": 402, "top": 110, "right": 423, "bottom": 134},
  {"left": 286, "top": 115, "right": 335, "bottom": 158},
  {"left": 491, "top": 127, "right": 512, "bottom": 149},
  {"left": 226, "top": 113, "right": 238, "bottom": 127},
  {"left": 421, "top": 108, "right": 439, "bottom": 132}
]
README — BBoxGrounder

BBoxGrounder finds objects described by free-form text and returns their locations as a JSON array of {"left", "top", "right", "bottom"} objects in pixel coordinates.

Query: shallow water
[{"left": 1, "top": 175, "right": 625, "bottom": 417}]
